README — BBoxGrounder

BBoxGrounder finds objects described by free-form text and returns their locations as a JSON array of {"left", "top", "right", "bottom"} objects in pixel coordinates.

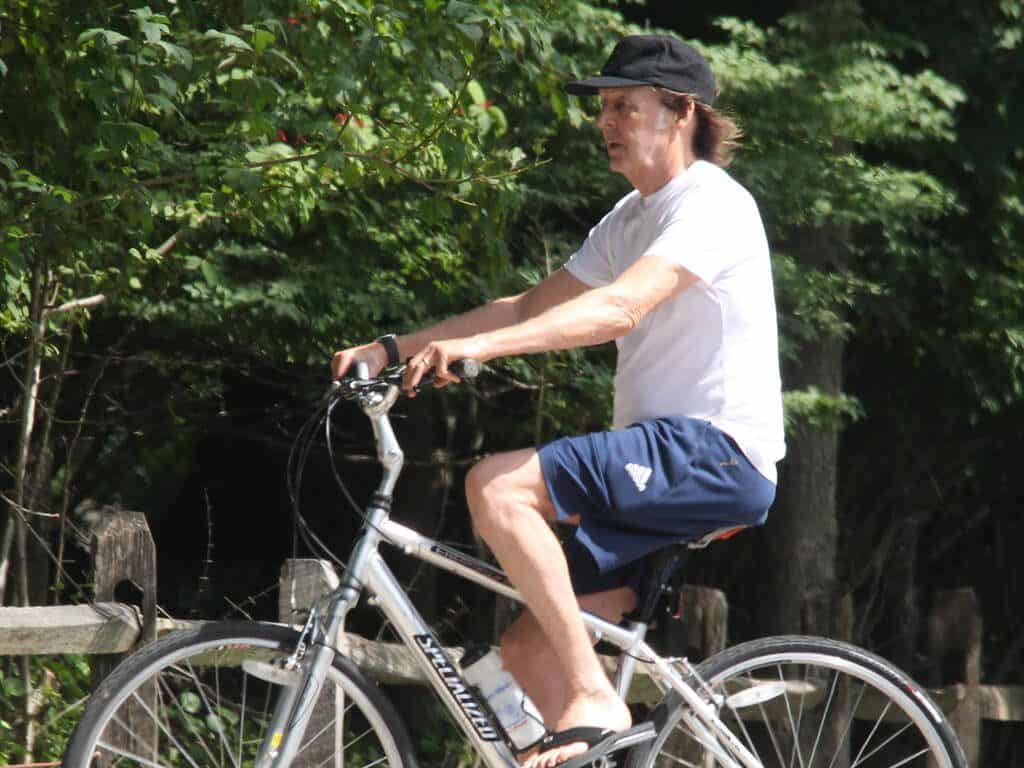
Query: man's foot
[{"left": 523, "top": 690, "right": 631, "bottom": 768}]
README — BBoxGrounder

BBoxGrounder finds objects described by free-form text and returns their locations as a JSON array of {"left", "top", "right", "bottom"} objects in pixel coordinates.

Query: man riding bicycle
[{"left": 332, "top": 34, "right": 785, "bottom": 768}]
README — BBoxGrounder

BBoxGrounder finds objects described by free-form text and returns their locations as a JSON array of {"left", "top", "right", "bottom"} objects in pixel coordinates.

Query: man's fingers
[{"left": 403, "top": 355, "right": 426, "bottom": 392}]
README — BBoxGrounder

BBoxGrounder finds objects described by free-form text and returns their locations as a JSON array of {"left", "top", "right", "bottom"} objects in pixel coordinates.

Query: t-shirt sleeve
[
  {"left": 643, "top": 189, "right": 745, "bottom": 285},
  {"left": 563, "top": 212, "right": 616, "bottom": 288}
]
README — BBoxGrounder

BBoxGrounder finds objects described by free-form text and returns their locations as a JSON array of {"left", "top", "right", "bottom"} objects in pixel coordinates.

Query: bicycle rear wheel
[
  {"left": 63, "top": 621, "right": 417, "bottom": 768},
  {"left": 640, "top": 635, "right": 966, "bottom": 768}
]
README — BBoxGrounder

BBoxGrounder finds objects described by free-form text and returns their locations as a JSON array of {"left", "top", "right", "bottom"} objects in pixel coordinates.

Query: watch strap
[{"left": 375, "top": 334, "right": 400, "bottom": 368}]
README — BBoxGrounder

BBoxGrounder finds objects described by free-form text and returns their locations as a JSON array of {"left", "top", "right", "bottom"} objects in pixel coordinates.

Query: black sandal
[{"left": 537, "top": 723, "right": 656, "bottom": 768}]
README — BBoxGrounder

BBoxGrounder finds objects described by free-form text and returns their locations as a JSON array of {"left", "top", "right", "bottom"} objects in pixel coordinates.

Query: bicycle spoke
[
  {"left": 851, "top": 717, "right": 917, "bottom": 768},
  {"left": 184, "top": 657, "right": 242, "bottom": 768},
  {"left": 653, "top": 641, "right": 960, "bottom": 768},
  {"left": 108, "top": 702, "right": 196, "bottom": 768},
  {"left": 776, "top": 664, "right": 806, "bottom": 768},
  {"left": 806, "top": 669, "right": 840, "bottom": 768},
  {"left": 655, "top": 749, "right": 703, "bottom": 768},
  {"left": 865, "top": 746, "right": 931, "bottom": 768},
  {"left": 850, "top": 698, "right": 892, "bottom": 767},
  {"left": 95, "top": 739, "right": 173, "bottom": 768},
  {"left": 722, "top": 672, "right": 765, "bottom": 766},
  {"left": 788, "top": 665, "right": 809, "bottom": 768},
  {"left": 755, "top": 673, "right": 788, "bottom": 768},
  {"left": 149, "top": 684, "right": 207, "bottom": 768},
  {"left": 825, "top": 680, "right": 868, "bottom": 768},
  {"left": 215, "top": 663, "right": 228, "bottom": 767},
  {"left": 295, "top": 712, "right": 342, "bottom": 756},
  {"left": 66, "top": 627, "right": 408, "bottom": 768},
  {"left": 238, "top": 671, "right": 249, "bottom": 765}
]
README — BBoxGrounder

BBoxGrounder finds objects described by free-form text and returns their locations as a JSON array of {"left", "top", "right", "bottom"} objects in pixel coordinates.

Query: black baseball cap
[{"left": 566, "top": 35, "right": 717, "bottom": 106}]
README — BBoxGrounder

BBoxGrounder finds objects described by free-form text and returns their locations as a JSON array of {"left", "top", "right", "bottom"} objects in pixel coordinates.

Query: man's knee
[
  {"left": 465, "top": 455, "right": 509, "bottom": 534},
  {"left": 465, "top": 450, "right": 553, "bottom": 535}
]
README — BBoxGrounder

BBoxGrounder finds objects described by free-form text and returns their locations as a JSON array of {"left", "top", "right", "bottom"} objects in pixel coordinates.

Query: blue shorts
[{"left": 538, "top": 416, "right": 775, "bottom": 595}]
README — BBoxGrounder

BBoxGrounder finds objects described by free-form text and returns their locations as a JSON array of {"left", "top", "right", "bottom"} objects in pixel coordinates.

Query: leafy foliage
[{"left": 0, "top": 656, "right": 91, "bottom": 764}]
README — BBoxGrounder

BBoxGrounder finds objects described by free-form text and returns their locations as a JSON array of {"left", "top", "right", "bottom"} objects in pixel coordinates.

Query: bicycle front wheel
[
  {"left": 64, "top": 621, "right": 417, "bottom": 768},
  {"left": 642, "top": 635, "right": 966, "bottom": 768}
]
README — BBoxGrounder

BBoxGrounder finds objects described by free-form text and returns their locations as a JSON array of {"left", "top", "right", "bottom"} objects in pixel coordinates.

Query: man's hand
[
  {"left": 331, "top": 341, "right": 388, "bottom": 380},
  {"left": 402, "top": 338, "right": 479, "bottom": 394}
]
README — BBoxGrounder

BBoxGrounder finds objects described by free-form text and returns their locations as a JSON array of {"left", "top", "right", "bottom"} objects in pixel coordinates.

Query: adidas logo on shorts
[{"left": 625, "top": 462, "right": 652, "bottom": 492}]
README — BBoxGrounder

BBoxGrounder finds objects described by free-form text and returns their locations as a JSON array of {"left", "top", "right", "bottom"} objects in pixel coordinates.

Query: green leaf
[
  {"left": 466, "top": 80, "right": 486, "bottom": 104},
  {"left": 145, "top": 92, "right": 179, "bottom": 115},
  {"left": 99, "top": 121, "right": 160, "bottom": 149},
  {"left": 129, "top": 276, "right": 142, "bottom": 290},
  {"left": 179, "top": 691, "right": 202, "bottom": 714},
  {"left": 264, "top": 49, "right": 303, "bottom": 79},
  {"left": 456, "top": 23, "right": 483, "bottom": 42},
  {"left": 488, "top": 105, "right": 508, "bottom": 137},
  {"left": 223, "top": 168, "right": 263, "bottom": 193},
  {"left": 78, "top": 28, "right": 131, "bottom": 47},
  {"left": 140, "top": 21, "right": 168, "bottom": 43},
  {"left": 204, "top": 29, "right": 254, "bottom": 52},
  {"left": 0, "top": 58, "right": 6, "bottom": 78},
  {"left": 252, "top": 29, "right": 275, "bottom": 54},
  {"left": 152, "top": 72, "right": 178, "bottom": 97},
  {"left": 2, "top": 677, "right": 26, "bottom": 697},
  {"left": 151, "top": 40, "right": 194, "bottom": 69}
]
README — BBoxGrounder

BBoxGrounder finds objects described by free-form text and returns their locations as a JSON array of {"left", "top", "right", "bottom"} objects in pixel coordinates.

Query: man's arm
[
  {"left": 330, "top": 268, "right": 590, "bottom": 379},
  {"left": 403, "top": 255, "right": 698, "bottom": 387},
  {"left": 396, "top": 268, "right": 591, "bottom": 360}
]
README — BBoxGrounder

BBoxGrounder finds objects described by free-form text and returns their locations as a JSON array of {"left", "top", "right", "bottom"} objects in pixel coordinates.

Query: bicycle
[{"left": 63, "top": 360, "right": 967, "bottom": 768}]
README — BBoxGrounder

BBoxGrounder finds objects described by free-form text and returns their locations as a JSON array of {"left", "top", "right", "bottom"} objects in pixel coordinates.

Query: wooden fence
[{"left": 1, "top": 509, "right": 1020, "bottom": 766}]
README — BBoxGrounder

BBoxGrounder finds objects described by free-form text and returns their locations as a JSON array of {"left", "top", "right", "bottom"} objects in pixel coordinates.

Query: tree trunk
[
  {"left": 758, "top": 226, "right": 846, "bottom": 639},
  {"left": 0, "top": 259, "right": 45, "bottom": 607},
  {"left": 757, "top": 0, "right": 861, "bottom": 643}
]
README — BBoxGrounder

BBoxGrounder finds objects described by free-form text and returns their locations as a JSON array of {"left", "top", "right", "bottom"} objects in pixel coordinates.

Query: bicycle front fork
[{"left": 253, "top": 584, "right": 361, "bottom": 768}]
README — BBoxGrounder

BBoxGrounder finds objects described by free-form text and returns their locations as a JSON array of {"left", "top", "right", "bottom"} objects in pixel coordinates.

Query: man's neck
[{"left": 635, "top": 153, "right": 696, "bottom": 197}]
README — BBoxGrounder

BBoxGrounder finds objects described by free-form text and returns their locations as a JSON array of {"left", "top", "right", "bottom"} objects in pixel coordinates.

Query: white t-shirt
[{"left": 564, "top": 160, "right": 786, "bottom": 483}]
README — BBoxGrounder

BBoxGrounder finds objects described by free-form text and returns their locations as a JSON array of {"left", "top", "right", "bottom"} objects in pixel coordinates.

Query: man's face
[{"left": 595, "top": 87, "right": 679, "bottom": 184}]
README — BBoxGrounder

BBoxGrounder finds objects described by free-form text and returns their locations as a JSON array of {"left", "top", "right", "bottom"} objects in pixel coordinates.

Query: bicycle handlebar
[{"left": 329, "top": 358, "right": 480, "bottom": 402}]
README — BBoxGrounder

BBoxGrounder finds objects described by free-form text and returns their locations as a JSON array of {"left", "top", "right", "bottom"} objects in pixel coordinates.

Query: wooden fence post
[
  {"left": 280, "top": 558, "right": 343, "bottom": 768},
  {"left": 91, "top": 508, "right": 157, "bottom": 652},
  {"left": 928, "top": 588, "right": 981, "bottom": 768},
  {"left": 655, "top": 584, "right": 728, "bottom": 663},
  {"left": 90, "top": 506, "right": 158, "bottom": 761}
]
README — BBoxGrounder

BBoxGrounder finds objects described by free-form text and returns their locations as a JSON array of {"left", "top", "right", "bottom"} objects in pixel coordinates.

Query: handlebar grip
[{"left": 449, "top": 358, "right": 480, "bottom": 381}]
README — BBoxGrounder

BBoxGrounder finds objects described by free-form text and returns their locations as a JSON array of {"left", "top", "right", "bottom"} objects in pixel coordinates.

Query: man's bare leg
[
  {"left": 500, "top": 588, "right": 637, "bottom": 762},
  {"left": 465, "top": 448, "right": 632, "bottom": 768}
]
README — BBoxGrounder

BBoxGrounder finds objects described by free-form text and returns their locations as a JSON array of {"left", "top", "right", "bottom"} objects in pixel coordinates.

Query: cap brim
[{"left": 564, "top": 75, "right": 652, "bottom": 95}]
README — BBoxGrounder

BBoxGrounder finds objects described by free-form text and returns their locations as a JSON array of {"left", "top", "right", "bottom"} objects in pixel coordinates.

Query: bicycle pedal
[
  {"left": 241, "top": 659, "right": 301, "bottom": 687},
  {"left": 557, "top": 722, "right": 656, "bottom": 768}
]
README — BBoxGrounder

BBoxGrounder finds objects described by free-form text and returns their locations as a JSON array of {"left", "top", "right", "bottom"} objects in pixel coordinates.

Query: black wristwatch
[{"left": 375, "top": 333, "right": 400, "bottom": 368}]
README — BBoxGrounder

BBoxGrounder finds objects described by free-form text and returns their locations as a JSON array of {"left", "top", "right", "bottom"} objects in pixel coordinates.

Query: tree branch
[{"left": 41, "top": 294, "right": 106, "bottom": 319}]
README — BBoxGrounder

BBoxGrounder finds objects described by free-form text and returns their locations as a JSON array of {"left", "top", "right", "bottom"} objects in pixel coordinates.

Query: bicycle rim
[
  {"left": 64, "top": 622, "right": 415, "bottom": 768},
  {"left": 643, "top": 635, "right": 966, "bottom": 768}
]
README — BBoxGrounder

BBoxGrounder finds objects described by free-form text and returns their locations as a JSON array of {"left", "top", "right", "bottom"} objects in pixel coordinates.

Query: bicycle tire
[
  {"left": 635, "top": 635, "right": 966, "bottom": 768},
  {"left": 63, "top": 620, "right": 419, "bottom": 768}
]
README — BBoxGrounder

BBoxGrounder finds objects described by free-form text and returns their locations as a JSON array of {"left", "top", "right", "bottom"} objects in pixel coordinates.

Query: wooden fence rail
[{"left": 0, "top": 509, "right": 1019, "bottom": 767}]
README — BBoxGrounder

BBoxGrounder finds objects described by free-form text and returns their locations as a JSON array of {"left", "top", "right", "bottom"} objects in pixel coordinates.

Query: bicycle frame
[{"left": 265, "top": 380, "right": 765, "bottom": 768}]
